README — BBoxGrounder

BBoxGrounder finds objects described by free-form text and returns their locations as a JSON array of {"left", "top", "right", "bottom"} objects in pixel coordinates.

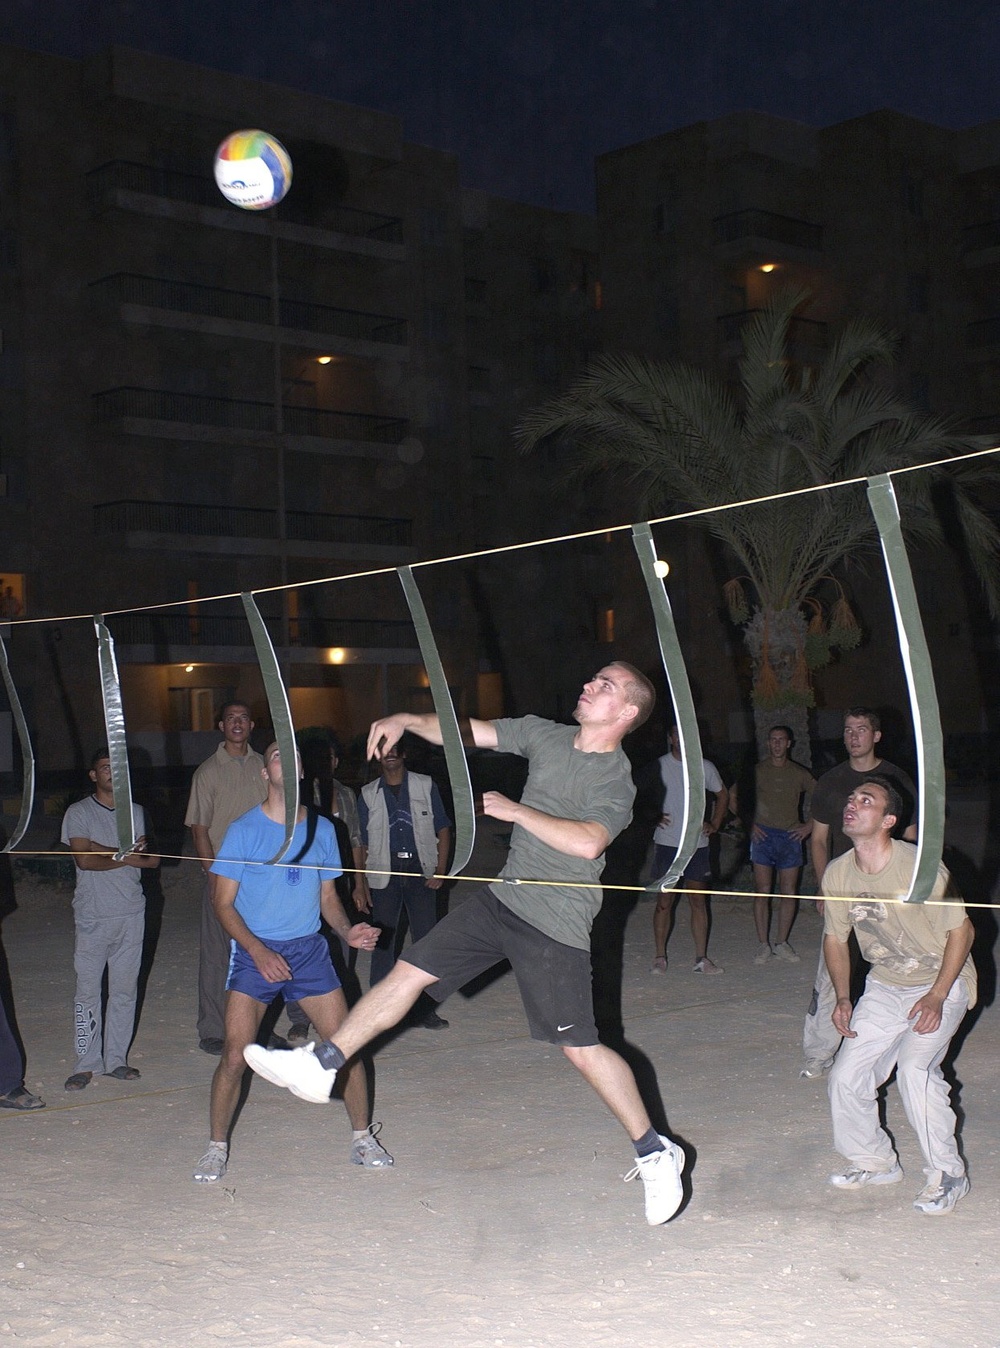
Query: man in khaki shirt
[
  {"left": 185, "top": 703, "right": 266, "bottom": 1053},
  {"left": 822, "top": 775, "right": 975, "bottom": 1215}
]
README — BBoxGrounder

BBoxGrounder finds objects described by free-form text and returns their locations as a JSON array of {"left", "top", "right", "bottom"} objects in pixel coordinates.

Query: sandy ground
[{"left": 2, "top": 824, "right": 999, "bottom": 1348}]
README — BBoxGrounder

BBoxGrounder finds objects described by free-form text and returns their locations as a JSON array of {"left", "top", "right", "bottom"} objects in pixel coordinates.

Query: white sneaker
[
  {"left": 692, "top": 957, "right": 724, "bottom": 975},
  {"left": 773, "top": 941, "right": 800, "bottom": 963},
  {"left": 243, "top": 1042, "right": 336, "bottom": 1103},
  {"left": 193, "top": 1141, "right": 228, "bottom": 1183},
  {"left": 625, "top": 1136, "right": 686, "bottom": 1225},
  {"left": 753, "top": 942, "right": 773, "bottom": 965},
  {"left": 913, "top": 1170, "right": 969, "bottom": 1214},
  {"left": 350, "top": 1122, "right": 394, "bottom": 1168},
  {"left": 829, "top": 1162, "right": 903, "bottom": 1188},
  {"left": 799, "top": 1058, "right": 834, "bottom": 1079}
]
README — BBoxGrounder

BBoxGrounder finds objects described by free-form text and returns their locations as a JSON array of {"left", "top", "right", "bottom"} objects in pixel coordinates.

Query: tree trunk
[{"left": 743, "top": 607, "right": 814, "bottom": 769}]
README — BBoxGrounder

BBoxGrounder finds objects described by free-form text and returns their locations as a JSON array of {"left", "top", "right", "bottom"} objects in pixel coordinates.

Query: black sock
[
  {"left": 314, "top": 1041, "right": 347, "bottom": 1071},
  {"left": 633, "top": 1128, "right": 664, "bottom": 1158}
]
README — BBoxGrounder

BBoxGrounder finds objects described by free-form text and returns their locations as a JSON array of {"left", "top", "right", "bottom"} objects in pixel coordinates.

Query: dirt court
[{"left": 2, "top": 825, "right": 999, "bottom": 1348}]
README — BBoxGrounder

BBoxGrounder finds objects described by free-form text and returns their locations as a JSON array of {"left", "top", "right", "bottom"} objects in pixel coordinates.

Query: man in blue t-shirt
[{"left": 192, "top": 742, "right": 391, "bottom": 1184}]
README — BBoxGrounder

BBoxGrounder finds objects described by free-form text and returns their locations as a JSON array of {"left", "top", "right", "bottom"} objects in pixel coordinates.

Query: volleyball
[{"left": 213, "top": 130, "right": 292, "bottom": 210}]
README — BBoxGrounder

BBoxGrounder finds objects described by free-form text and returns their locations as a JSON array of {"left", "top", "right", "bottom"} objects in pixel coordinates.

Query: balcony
[
  {"left": 718, "top": 309, "right": 828, "bottom": 352},
  {"left": 106, "top": 610, "right": 418, "bottom": 655},
  {"left": 86, "top": 161, "right": 405, "bottom": 259},
  {"left": 92, "top": 387, "right": 409, "bottom": 457},
  {"left": 712, "top": 210, "right": 823, "bottom": 258},
  {"left": 94, "top": 499, "right": 414, "bottom": 562},
  {"left": 90, "top": 273, "right": 409, "bottom": 355}
]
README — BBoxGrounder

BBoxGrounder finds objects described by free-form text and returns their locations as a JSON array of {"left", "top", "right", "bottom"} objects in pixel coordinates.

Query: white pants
[
  {"left": 803, "top": 946, "right": 842, "bottom": 1065},
  {"left": 828, "top": 976, "right": 968, "bottom": 1176}
]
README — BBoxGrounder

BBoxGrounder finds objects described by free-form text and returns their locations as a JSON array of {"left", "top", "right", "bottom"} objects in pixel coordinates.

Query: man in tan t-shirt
[
  {"left": 184, "top": 702, "right": 267, "bottom": 1053},
  {"left": 822, "top": 775, "right": 975, "bottom": 1215}
]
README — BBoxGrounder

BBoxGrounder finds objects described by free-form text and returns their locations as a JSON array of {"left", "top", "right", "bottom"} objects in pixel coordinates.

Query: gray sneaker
[
  {"left": 753, "top": 942, "right": 773, "bottom": 965},
  {"left": 773, "top": 941, "right": 800, "bottom": 963},
  {"left": 193, "top": 1142, "right": 228, "bottom": 1183},
  {"left": 350, "top": 1123, "right": 394, "bottom": 1168},
  {"left": 829, "top": 1162, "right": 902, "bottom": 1188},
  {"left": 913, "top": 1170, "right": 969, "bottom": 1214}
]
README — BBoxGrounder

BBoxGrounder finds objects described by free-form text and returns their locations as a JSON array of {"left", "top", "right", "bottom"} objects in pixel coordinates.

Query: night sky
[{"left": 2, "top": 1, "right": 999, "bottom": 211}]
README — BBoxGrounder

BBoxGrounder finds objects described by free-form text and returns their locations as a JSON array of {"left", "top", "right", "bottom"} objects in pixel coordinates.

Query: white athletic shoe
[
  {"left": 913, "top": 1170, "right": 969, "bottom": 1215},
  {"left": 753, "top": 942, "right": 773, "bottom": 965},
  {"left": 193, "top": 1141, "right": 228, "bottom": 1183},
  {"left": 350, "top": 1122, "right": 394, "bottom": 1168},
  {"left": 625, "top": 1136, "right": 686, "bottom": 1225},
  {"left": 829, "top": 1162, "right": 903, "bottom": 1188},
  {"left": 772, "top": 941, "right": 800, "bottom": 963},
  {"left": 243, "top": 1042, "right": 336, "bottom": 1103},
  {"left": 799, "top": 1058, "right": 834, "bottom": 1079}
]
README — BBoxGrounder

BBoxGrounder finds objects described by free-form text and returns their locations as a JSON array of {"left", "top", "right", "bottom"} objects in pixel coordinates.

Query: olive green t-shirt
[
  {"left": 823, "top": 840, "right": 976, "bottom": 1008},
  {"left": 754, "top": 758, "right": 815, "bottom": 830},
  {"left": 490, "top": 716, "right": 635, "bottom": 951}
]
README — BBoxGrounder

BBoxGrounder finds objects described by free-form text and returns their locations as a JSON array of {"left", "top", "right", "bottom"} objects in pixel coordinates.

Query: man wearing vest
[{"left": 358, "top": 740, "right": 451, "bottom": 1028}]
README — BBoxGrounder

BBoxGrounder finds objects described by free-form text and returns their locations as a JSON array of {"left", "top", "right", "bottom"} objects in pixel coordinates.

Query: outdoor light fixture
[
  {"left": 316, "top": 355, "right": 333, "bottom": 364},
  {"left": 185, "top": 664, "right": 195, "bottom": 673},
  {"left": 759, "top": 263, "right": 778, "bottom": 273},
  {"left": 327, "top": 647, "right": 346, "bottom": 664}
]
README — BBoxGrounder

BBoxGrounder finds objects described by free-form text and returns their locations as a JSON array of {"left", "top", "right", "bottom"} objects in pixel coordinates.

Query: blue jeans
[{"left": 370, "top": 872, "right": 440, "bottom": 986}]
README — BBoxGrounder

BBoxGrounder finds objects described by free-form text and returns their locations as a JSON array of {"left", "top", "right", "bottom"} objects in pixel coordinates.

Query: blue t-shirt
[
  {"left": 211, "top": 807, "right": 342, "bottom": 941},
  {"left": 357, "top": 775, "right": 451, "bottom": 851}
]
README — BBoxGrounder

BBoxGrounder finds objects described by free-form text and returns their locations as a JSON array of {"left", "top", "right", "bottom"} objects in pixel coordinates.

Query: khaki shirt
[
  {"left": 823, "top": 840, "right": 976, "bottom": 1008},
  {"left": 184, "top": 743, "right": 267, "bottom": 851}
]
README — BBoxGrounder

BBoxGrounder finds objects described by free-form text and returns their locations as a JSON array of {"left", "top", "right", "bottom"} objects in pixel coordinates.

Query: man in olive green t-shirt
[{"left": 822, "top": 775, "right": 974, "bottom": 1215}]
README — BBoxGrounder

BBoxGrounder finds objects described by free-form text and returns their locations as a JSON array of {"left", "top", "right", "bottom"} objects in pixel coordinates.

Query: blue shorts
[
  {"left": 750, "top": 825, "right": 803, "bottom": 871},
  {"left": 653, "top": 843, "right": 711, "bottom": 885},
  {"left": 226, "top": 932, "right": 341, "bottom": 1004}
]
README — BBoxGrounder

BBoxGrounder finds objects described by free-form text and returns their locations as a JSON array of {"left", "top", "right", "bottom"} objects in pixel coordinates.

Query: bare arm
[
  {"left": 809, "top": 820, "right": 831, "bottom": 905},
  {"left": 425, "top": 826, "right": 451, "bottom": 890},
  {"left": 190, "top": 823, "right": 215, "bottom": 877},
  {"left": 68, "top": 836, "right": 159, "bottom": 871},
  {"left": 481, "top": 793, "right": 610, "bottom": 860},
  {"left": 908, "top": 918, "right": 974, "bottom": 1034},
  {"left": 704, "top": 785, "right": 729, "bottom": 836},
  {"left": 318, "top": 879, "right": 379, "bottom": 950},
  {"left": 351, "top": 844, "right": 371, "bottom": 913},
  {"left": 824, "top": 933, "right": 856, "bottom": 1038},
  {"left": 366, "top": 712, "right": 497, "bottom": 759}
]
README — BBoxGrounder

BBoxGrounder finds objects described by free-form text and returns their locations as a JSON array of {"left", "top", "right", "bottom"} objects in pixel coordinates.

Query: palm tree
[{"left": 516, "top": 289, "right": 1000, "bottom": 761}]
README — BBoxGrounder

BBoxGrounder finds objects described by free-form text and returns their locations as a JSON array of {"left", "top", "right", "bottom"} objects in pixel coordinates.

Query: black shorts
[{"left": 403, "top": 885, "right": 598, "bottom": 1047}]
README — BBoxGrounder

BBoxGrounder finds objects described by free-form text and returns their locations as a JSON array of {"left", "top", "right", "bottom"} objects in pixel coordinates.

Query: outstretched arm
[
  {"left": 481, "top": 792, "right": 610, "bottom": 860},
  {"left": 366, "top": 713, "right": 497, "bottom": 760}
]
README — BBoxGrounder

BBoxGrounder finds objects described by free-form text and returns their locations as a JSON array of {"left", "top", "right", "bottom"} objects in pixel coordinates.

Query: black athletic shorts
[{"left": 403, "top": 885, "right": 598, "bottom": 1047}]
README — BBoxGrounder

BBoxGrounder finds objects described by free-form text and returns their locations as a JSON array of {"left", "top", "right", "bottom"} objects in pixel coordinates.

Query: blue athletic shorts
[
  {"left": 750, "top": 825, "right": 803, "bottom": 871},
  {"left": 226, "top": 932, "right": 341, "bottom": 1004},
  {"left": 652, "top": 843, "right": 711, "bottom": 885}
]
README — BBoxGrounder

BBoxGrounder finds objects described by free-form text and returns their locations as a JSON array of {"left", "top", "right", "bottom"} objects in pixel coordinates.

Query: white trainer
[
  {"left": 243, "top": 1042, "right": 336, "bottom": 1103},
  {"left": 913, "top": 1170, "right": 969, "bottom": 1214},
  {"left": 753, "top": 942, "right": 773, "bottom": 965},
  {"left": 193, "top": 1141, "right": 228, "bottom": 1183},
  {"left": 350, "top": 1122, "right": 394, "bottom": 1168},
  {"left": 829, "top": 1162, "right": 903, "bottom": 1188},
  {"left": 624, "top": 1136, "right": 686, "bottom": 1225}
]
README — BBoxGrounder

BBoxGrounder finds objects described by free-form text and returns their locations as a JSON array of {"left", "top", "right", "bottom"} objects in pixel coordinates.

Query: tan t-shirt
[
  {"left": 754, "top": 759, "right": 815, "bottom": 830},
  {"left": 184, "top": 743, "right": 267, "bottom": 851},
  {"left": 823, "top": 839, "right": 976, "bottom": 1008}
]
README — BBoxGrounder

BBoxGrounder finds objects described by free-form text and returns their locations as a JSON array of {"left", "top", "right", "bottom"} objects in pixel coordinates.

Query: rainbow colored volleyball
[{"left": 213, "top": 130, "right": 292, "bottom": 210}]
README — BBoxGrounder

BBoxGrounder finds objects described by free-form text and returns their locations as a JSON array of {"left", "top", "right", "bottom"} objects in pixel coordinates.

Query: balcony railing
[
  {"left": 718, "top": 309, "right": 828, "bottom": 348},
  {"left": 86, "top": 160, "right": 405, "bottom": 243},
  {"left": 966, "top": 317, "right": 1000, "bottom": 349},
  {"left": 92, "top": 387, "right": 409, "bottom": 444},
  {"left": 106, "top": 611, "right": 415, "bottom": 649},
  {"left": 94, "top": 499, "right": 413, "bottom": 548},
  {"left": 91, "top": 273, "right": 408, "bottom": 345},
  {"left": 712, "top": 210, "right": 823, "bottom": 252}
]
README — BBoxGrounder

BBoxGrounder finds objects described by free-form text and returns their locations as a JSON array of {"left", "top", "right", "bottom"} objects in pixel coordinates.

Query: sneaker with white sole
[
  {"left": 650, "top": 956, "right": 667, "bottom": 974},
  {"left": 692, "top": 957, "right": 723, "bottom": 975},
  {"left": 193, "top": 1141, "right": 228, "bottom": 1183},
  {"left": 243, "top": 1042, "right": 336, "bottom": 1103},
  {"left": 799, "top": 1058, "right": 834, "bottom": 1079},
  {"left": 773, "top": 941, "right": 800, "bottom": 963},
  {"left": 829, "top": 1162, "right": 903, "bottom": 1188},
  {"left": 624, "top": 1136, "right": 686, "bottom": 1225},
  {"left": 913, "top": 1170, "right": 969, "bottom": 1214},
  {"left": 350, "top": 1122, "right": 394, "bottom": 1168},
  {"left": 753, "top": 942, "right": 773, "bottom": 965}
]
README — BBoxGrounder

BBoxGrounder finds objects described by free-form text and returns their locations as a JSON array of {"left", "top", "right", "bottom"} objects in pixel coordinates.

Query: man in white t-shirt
[
  {"left": 651, "top": 725, "right": 729, "bottom": 976},
  {"left": 823, "top": 775, "right": 975, "bottom": 1215}
]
